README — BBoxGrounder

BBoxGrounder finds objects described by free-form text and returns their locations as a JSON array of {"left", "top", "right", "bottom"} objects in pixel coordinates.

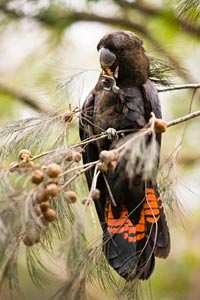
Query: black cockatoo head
[{"left": 97, "top": 31, "right": 150, "bottom": 86}]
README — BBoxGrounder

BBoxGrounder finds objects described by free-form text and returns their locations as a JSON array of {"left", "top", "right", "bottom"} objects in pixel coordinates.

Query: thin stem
[
  {"left": 6, "top": 110, "right": 200, "bottom": 172},
  {"left": 84, "top": 164, "right": 100, "bottom": 208},
  {"left": 174, "top": 88, "right": 197, "bottom": 160},
  {"left": 167, "top": 110, "right": 200, "bottom": 127},
  {"left": 61, "top": 163, "right": 97, "bottom": 190},
  {"left": 157, "top": 83, "right": 200, "bottom": 92},
  {"left": 102, "top": 174, "right": 117, "bottom": 207},
  {"left": 30, "top": 150, "right": 55, "bottom": 161},
  {"left": 72, "top": 128, "right": 142, "bottom": 149},
  {"left": 116, "top": 127, "right": 152, "bottom": 153},
  {"left": 59, "top": 160, "right": 99, "bottom": 177}
]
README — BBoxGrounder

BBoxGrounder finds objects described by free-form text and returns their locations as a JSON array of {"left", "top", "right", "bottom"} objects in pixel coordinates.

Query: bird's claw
[
  {"left": 106, "top": 128, "right": 118, "bottom": 140},
  {"left": 101, "top": 75, "right": 120, "bottom": 94}
]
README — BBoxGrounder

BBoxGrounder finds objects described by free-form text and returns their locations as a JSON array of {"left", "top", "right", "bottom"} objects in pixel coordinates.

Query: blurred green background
[{"left": 0, "top": 0, "right": 200, "bottom": 299}]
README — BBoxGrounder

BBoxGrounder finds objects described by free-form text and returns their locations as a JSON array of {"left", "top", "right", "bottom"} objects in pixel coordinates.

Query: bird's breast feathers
[{"left": 93, "top": 85, "right": 147, "bottom": 132}]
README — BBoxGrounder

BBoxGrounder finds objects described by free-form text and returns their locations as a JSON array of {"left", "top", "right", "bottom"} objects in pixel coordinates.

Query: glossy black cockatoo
[{"left": 79, "top": 31, "right": 170, "bottom": 280}]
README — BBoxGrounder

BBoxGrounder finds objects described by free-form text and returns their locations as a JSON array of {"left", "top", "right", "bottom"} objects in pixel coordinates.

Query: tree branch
[
  {"left": 112, "top": 0, "right": 200, "bottom": 38},
  {"left": 112, "top": 0, "right": 162, "bottom": 15},
  {"left": 157, "top": 83, "right": 200, "bottom": 92},
  {"left": 167, "top": 110, "right": 200, "bottom": 127},
  {"left": 0, "top": 82, "right": 49, "bottom": 113},
  {"left": 61, "top": 163, "right": 96, "bottom": 190},
  {"left": 0, "top": 3, "right": 195, "bottom": 82}
]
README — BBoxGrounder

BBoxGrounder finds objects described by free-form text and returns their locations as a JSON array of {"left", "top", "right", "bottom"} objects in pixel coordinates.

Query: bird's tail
[{"left": 103, "top": 187, "right": 170, "bottom": 280}]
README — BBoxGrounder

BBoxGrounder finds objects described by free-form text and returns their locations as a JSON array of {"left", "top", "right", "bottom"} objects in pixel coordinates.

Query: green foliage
[{"left": 174, "top": 0, "right": 200, "bottom": 26}]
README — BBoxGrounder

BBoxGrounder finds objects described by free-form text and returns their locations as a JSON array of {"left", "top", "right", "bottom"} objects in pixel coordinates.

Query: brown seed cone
[
  {"left": 31, "top": 169, "right": 44, "bottom": 184},
  {"left": 91, "top": 189, "right": 100, "bottom": 200},
  {"left": 18, "top": 149, "right": 32, "bottom": 161},
  {"left": 63, "top": 191, "right": 78, "bottom": 203},
  {"left": 66, "top": 151, "right": 74, "bottom": 161},
  {"left": 36, "top": 189, "right": 50, "bottom": 203},
  {"left": 23, "top": 229, "right": 40, "bottom": 246},
  {"left": 73, "top": 152, "right": 82, "bottom": 162},
  {"left": 154, "top": 118, "right": 167, "bottom": 133},
  {"left": 40, "top": 201, "right": 50, "bottom": 212},
  {"left": 23, "top": 235, "right": 35, "bottom": 246},
  {"left": 43, "top": 208, "right": 56, "bottom": 222},
  {"left": 99, "top": 150, "right": 118, "bottom": 164},
  {"left": 46, "top": 163, "right": 61, "bottom": 178},
  {"left": 45, "top": 183, "right": 59, "bottom": 197},
  {"left": 63, "top": 111, "right": 73, "bottom": 123}
]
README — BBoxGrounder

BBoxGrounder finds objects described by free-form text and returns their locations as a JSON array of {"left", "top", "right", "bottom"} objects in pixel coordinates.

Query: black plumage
[{"left": 79, "top": 31, "right": 170, "bottom": 280}]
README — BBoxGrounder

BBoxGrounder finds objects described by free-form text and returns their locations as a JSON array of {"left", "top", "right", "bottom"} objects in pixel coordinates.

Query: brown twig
[
  {"left": 116, "top": 128, "right": 152, "bottom": 153},
  {"left": 74, "top": 128, "right": 145, "bottom": 149},
  {"left": 84, "top": 164, "right": 100, "bottom": 207},
  {"left": 102, "top": 173, "right": 117, "bottom": 207},
  {"left": 167, "top": 110, "right": 200, "bottom": 127},
  {"left": 24, "top": 110, "right": 200, "bottom": 161},
  {"left": 60, "top": 160, "right": 99, "bottom": 177},
  {"left": 158, "top": 83, "right": 200, "bottom": 92},
  {"left": 6, "top": 110, "right": 200, "bottom": 174},
  {"left": 30, "top": 150, "right": 55, "bottom": 161},
  {"left": 61, "top": 163, "right": 97, "bottom": 190},
  {"left": 73, "top": 111, "right": 200, "bottom": 183}
]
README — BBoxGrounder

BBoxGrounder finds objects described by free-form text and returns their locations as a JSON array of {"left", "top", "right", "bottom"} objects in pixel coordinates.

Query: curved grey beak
[{"left": 99, "top": 47, "right": 116, "bottom": 69}]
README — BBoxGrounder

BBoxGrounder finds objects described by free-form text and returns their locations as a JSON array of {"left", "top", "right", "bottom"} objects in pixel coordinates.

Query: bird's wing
[
  {"left": 142, "top": 79, "right": 162, "bottom": 119},
  {"left": 142, "top": 78, "right": 162, "bottom": 147},
  {"left": 141, "top": 79, "right": 170, "bottom": 258}
]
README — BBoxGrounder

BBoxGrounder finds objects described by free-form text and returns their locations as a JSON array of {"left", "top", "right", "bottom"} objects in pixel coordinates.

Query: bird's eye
[{"left": 120, "top": 45, "right": 125, "bottom": 51}]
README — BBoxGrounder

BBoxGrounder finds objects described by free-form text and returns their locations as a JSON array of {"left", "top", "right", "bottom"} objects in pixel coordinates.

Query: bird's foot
[
  {"left": 101, "top": 75, "right": 120, "bottom": 94},
  {"left": 106, "top": 128, "right": 118, "bottom": 140}
]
